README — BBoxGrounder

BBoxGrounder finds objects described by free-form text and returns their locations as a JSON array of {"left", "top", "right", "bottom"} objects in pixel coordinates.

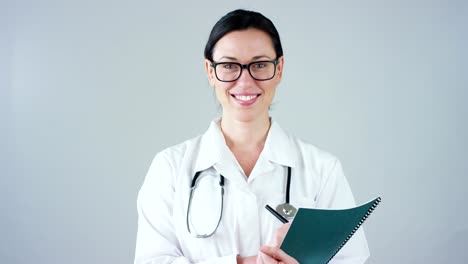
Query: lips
[
  {"left": 233, "top": 94, "right": 258, "bottom": 101},
  {"left": 230, "top": 93, "right": 260, "bottom": 106}
]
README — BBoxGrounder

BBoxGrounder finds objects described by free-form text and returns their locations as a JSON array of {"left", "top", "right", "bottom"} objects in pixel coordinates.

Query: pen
[{"left": 265, "top": 204, "right": 289, "bottom": 223}]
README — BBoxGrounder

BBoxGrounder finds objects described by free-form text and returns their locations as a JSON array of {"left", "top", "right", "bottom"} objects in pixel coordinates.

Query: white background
[{"left": 2, "top": 0, "right": 467, "bottom": 263}]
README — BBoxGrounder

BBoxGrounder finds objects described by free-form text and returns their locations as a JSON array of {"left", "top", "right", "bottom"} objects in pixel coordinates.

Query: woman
[{"left": 134, "top": 9, "right": 370, "bottom": 264}]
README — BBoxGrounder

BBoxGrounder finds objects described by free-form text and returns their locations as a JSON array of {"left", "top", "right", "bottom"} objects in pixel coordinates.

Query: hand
[
  {"left": 237, "top": 255, "right": 256, "bottom": 264},
  {"left": 258, "top": 245, "right": 299, "bottom": 264},
  {"left": 237, "top": 224, "right": 297, "bottom": 264},
  {"left": 269, "top": 223, "right": 291, "bottom": 247},
  {"left": 258, "top": 223, "right": 297, "bottom": 263},
  {"left": 237, "top": 250, "right": 298, "bottom": 264}
]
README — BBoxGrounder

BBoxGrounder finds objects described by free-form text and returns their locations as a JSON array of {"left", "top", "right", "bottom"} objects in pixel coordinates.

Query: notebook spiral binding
[{"left": 326, "top": 197, "right": 382, "bottom": 264}]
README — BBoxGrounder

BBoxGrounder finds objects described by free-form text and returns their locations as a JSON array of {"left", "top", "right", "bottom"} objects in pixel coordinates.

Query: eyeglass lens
[{"left": 214, "top": 61, "right": 276, "bottom": 82}]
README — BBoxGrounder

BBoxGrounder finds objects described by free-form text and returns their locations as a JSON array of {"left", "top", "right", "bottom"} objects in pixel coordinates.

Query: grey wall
[{"left": 2, "top": 0, "right": 467, "bottom": 263}]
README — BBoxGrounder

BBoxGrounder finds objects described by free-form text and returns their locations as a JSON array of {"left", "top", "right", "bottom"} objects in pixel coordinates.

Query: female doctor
[{"left": 134, "top": 9, "right": 370, "bottom": 264}]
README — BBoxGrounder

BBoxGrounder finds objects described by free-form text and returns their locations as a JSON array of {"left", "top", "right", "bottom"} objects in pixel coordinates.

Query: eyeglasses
[{"left": 210, "top": 60, "right": 279, "bottom": 82}]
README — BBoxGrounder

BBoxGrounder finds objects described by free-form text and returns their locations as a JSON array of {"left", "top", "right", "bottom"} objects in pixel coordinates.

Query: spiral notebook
[{"left": 280, "top": 197, "right": 381, "bottom": 264}]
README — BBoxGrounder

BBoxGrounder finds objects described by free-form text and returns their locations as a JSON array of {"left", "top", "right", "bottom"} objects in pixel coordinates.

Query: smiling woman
[
  {"left": 134, "top": 9, "right": 370, "bottom": 264},
  {"left": 206, "top": 28, "right": 282, "bottom": 126}
]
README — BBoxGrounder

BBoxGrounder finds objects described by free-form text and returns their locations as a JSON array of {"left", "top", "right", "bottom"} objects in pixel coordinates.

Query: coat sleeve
[
  {"left": 315, "top": 158, "right": 370, "bottom": 264},
  {"left": 134, "top": 152, "right": 238, "bottom": 264}
]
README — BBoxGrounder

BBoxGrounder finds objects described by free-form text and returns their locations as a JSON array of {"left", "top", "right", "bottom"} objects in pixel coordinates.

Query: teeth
[{"left": 235, "top": 95, "right": 257, "bottom": 101}]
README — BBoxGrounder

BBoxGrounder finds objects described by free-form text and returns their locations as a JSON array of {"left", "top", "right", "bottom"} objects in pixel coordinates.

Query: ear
[
  {"left": 275, "top": 56, "right": 284, "bottom": 81},
  {"left": 205, "top": 59, "right": 216, "bottom": 87}
]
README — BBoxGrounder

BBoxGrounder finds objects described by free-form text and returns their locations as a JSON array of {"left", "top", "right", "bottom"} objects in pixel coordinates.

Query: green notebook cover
[{"left": 280, "top": 197, "right": 381, "bottom": 264}]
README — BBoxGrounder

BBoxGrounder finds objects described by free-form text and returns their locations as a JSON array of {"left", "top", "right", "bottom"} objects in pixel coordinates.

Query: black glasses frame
[{"left": 210, "top": 59, "right": 279, "bottom": 82}]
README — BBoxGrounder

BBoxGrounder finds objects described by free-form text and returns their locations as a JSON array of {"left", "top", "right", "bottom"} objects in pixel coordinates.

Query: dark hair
[{"left": 204, "top": 9, "right": 283, "bottom": 61}]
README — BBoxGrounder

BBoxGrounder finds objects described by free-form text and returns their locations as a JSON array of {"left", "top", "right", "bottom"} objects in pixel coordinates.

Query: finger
[
  {"left": 280, "top": 222, "right": 291, "bottom": 232},
  {"left": 271, "top": 223, "right": 292, "bottom": 247},
  {"left": 260, "top": 246, "right": 299, "bottom": 264},
  {"left": 257, "top": 252, "right": 275, "bottom": 264}
]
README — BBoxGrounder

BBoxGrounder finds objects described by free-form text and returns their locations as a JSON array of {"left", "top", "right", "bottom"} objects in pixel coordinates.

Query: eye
[
  {"left": 252, "top": 62, "right": 267, "bottom": 69},
  {"left": 222, "top": 63, "right": 239, "bottom": 70}
]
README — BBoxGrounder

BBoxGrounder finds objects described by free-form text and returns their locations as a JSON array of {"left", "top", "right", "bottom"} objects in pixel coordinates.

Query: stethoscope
[{"left": 186, "top": 166, "right": 296, "bottom": 238}]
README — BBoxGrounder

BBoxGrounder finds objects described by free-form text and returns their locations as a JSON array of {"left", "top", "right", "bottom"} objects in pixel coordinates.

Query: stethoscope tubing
[
  {"left": 186, "top": 171, "right": 225, "bottom": 238},
  {"left": 186, "top": 166, "right": 292, "bottom": 238},
  {"left": 285, "top": 166, "right": 291, "bottom": 204}
]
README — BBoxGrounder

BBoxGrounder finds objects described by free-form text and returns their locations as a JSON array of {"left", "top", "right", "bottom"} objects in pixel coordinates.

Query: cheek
[
  {"left": 215, "top": 82, "right": 234, "bottom": 94},
  {"left": 214, "top": 83, "right": 233, "bottom": 100},
  {"left": 260, "top": 83, "right": 276, "bottom": 96}
]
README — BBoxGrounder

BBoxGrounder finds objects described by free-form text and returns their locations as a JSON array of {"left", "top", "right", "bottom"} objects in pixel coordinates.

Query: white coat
[{"left": 134, "top": 119, "right": 370, "bottom": 264}]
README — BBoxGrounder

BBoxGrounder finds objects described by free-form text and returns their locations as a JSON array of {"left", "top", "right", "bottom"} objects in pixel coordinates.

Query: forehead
[{"left": 212, "top": 29, "right": 276, "bottom": 61}]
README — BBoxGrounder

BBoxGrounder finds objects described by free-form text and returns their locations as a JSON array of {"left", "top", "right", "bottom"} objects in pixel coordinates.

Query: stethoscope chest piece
[
  {"left": 275, "top": 166, "right": 297, "bottom": 219},
  {"left": 276, "top": 202, "right": 297, "bottom": 218}
]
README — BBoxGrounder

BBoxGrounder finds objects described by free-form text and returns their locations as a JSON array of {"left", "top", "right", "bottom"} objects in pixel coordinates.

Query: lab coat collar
[
  {"left": 195, "top": 118, "right": 230, "bottom": 173},
  {"left": 194, "top": 118, "right": 296, "bottom": 182},
  {"left": 262, "top": 120, "right": 296, "bottom": 168}
]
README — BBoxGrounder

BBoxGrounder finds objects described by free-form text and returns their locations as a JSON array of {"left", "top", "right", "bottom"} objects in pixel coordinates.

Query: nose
[{"left": 236, "top": 66, "right": 255, "bottom": 85}]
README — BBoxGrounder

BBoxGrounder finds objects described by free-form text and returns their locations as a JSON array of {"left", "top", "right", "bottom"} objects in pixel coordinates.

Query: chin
[{"left": 230, "top": 109, "right": 268, "bottom": 123}]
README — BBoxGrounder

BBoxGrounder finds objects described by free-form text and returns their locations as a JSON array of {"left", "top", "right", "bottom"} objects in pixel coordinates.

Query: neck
[{"left": 220, "top": 116, "right": 271, "bottom": 151}]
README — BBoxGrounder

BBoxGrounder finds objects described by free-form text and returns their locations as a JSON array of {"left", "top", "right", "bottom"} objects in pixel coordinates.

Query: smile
[
  {"left": 234, "top": 95, "right": 258, "bottom": 101},
  {"left": 230, "top": 94, "right": 260, "bottom": 106}
]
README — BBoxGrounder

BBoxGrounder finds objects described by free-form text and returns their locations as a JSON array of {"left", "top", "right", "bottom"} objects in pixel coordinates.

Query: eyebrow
[{"left": 216, "top": 55, "right": 274, "bottom": 61}]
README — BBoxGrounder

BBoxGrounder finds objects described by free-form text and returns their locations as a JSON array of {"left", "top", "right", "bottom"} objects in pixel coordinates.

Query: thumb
[{"left": 260, "top": 246, "right": 299, "bottom": 264}]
